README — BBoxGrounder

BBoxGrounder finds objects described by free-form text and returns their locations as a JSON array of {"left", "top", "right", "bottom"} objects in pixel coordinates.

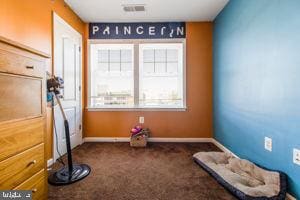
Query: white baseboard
[
  {"left": 211, "top": 139, "right": 238, "bottom": 158},
  {"left": 286, "top": 193, "right": 297, "bottom": 200},
  {"left": 47, "top": 158, "right": 54, "bottom": 167},
  {"left": 147, "top": 137, "right": 213, "bottom": 143},
  {"left": 83, "top": 137, "right": 214, "bottom": 143},
  {"left": 211, "top": 139, "right": 296, "bottom": 200},
  {"left": 83, "top": 137, "right": 130, "bottom": 142}
]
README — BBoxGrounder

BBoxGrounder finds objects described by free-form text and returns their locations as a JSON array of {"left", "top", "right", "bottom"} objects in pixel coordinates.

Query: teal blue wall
[{"left": 213, "top": 0, "right": 300, "bottom": 198}]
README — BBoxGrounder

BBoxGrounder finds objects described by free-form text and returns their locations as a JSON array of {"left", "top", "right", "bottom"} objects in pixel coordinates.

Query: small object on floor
[
  {"left": 193, "top": 152, "right": 287, "bottom": 200},
  {"left": 130, "top": 126, "right": 150, "bottom": 147},
  {"left": 131, "top": 125, "right": 143, "bottom": 136}
]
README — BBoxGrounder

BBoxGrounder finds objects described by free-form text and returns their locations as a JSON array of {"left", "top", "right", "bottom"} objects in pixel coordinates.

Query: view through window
[
  {"left": 89, "top": 41, "right": 185, "bottom": 109},
  {"left": 139, "top": 43, "right": 184, "bottom": 107}
]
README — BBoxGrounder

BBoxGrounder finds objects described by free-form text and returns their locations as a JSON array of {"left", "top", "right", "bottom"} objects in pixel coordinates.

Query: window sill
[{"left": 86, "top": 107, "right": 187, "bottom": 112}]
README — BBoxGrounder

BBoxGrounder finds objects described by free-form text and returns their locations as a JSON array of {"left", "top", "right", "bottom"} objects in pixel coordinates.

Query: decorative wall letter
[{"left": 89, "top": 22, "right": 185, "bottom": 39}]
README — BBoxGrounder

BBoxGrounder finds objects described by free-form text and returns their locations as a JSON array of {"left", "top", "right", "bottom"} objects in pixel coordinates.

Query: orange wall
[
  {"left": 0, "top": 0, "right": 85, "bottom": 159},
  {"left": 83, "top": 22, "right": 213, "bottom": 138},
  {"left": 0, "top": 0, "right": 84, "bottom": 55},
  {"left": 0, "top": 1, "right": 213, "bottom": 157}
]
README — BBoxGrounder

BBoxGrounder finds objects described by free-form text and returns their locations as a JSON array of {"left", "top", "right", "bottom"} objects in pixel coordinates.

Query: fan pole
[
  {"left": 54, "top": 93, "right": 73, "bottom": 176},
  {"left": 48, "top": 78, "right": 90, "bottom": 186}
]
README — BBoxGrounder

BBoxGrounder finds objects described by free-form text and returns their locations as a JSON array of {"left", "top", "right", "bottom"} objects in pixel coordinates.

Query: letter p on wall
[{"left": 92, "top": 25, "right": 99, "bottom": 34}]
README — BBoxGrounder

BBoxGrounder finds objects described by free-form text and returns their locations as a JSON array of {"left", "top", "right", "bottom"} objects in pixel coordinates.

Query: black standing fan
[{"left": 47, "top": 75, "right": 91, "bottom": 185}]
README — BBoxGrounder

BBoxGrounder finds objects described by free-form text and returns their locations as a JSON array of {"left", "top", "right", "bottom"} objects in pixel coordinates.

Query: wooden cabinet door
[{"left": 0, "top": 73, "right": 43, "bottom": 122}]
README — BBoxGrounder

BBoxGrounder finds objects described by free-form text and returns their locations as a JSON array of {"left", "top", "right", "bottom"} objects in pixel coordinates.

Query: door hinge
[
  {"left": 79, "top": 85, "right": 81, "bottom": 91},
  {"left": 79, "top": 124, "right": 82, "bottom": 130},
  {"left": 78, "top": 46, "right": 81, "bottom": 52}
]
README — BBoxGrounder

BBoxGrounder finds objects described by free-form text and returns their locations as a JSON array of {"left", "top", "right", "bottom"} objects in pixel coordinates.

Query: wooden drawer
[
  {"left": 14, "top": 170, "right": 45, "bottom": 200},
  {"left": 0, "top": 44, "right": 45, "bottom": 78},
  {"left": 0, "top": 143, "right": 44, "bottom": 189},
  {"left": 0, "top": 73, "right": 43, "bottom": 122},
  {"left": 0, "top": 117, "right": 44, "bottom": 161}
]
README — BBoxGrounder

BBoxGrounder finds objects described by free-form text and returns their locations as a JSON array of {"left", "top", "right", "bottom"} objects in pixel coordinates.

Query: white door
[{"left": 53, "top": 13, "right": 82, "bottom": 161}]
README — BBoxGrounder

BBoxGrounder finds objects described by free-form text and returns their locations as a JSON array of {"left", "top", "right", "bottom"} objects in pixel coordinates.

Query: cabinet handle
[
  {"left": 32, "top": 188, "right": 37, "bottom": 193},
  {"left": 28, "top": 160, "right": 37, "bottom": 166},
  {"left": 26, "top": 65, "right": 34, "bottom": 69}
]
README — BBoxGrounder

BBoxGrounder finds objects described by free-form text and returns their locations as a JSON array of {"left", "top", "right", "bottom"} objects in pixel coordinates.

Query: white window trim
[{"left": 87, "top": 39, "right": 187, "bottom": 111}]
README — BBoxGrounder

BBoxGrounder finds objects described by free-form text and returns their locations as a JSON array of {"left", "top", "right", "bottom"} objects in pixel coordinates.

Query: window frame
[{"left": 87, "top": 39, "right": 187, "bottom": 111}]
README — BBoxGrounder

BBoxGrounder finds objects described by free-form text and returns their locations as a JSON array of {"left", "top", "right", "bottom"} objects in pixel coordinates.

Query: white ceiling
[{"left": 64, "top": 0, "right": 229, "bottom": 22}]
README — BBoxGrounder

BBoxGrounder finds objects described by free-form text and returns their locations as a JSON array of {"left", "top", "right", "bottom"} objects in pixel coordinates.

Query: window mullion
[
  {"left": 108, "top": 49, "right": 110, "bottom": 72},
  {"left": 119, "top": 50, "right": 121, "bottom": 72},
  {"left": 133, "top": 43, "right": 139, "bottom": 108},
  {"left": 165, "top": 49, "right": 167, "bottom": 73}
]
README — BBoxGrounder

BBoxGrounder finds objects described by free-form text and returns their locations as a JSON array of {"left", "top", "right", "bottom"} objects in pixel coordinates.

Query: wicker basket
[
  {"left": 130, "top": 134, "right": 147, "bottom": 147},
  {"left": 130, "top": 128, "right": 150, "bottom": 147}
]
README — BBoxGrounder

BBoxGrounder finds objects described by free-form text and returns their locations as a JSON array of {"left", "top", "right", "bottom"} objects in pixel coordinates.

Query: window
[
  {"left": 139, "top": 44, "right": 184, "bottom": 107},
  {"left": 90, "top": 44, "right": 134, "bottom": 107},
  {"left": 89, "top": 40, "right": 185, "bottom": 110}
]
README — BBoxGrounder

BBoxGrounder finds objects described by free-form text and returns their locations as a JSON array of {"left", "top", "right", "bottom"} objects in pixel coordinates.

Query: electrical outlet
[
  {"left": 293, "top": 148, "right": 300, "bottom": 165},
  {"left": 139, "top": 116, "right": 144, "bottom": 124},
  {"left": 264, "top": 137, "right": 272, "bottom": 152}
]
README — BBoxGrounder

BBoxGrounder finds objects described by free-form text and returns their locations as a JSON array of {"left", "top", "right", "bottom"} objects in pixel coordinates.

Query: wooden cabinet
[
  {"left": 14, "top": 170, "right": 45, "bottom": 200},
  {"left": 0, "top": 36, "right": 49, "bottom": 199},
  {"left": 0, "top": 74, "right": 43, "bottom": 122}
]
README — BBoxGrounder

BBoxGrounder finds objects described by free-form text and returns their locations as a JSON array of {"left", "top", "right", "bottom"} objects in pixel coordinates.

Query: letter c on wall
[{"left": 136, "top": 26, "right": 144, "bottom": 34}]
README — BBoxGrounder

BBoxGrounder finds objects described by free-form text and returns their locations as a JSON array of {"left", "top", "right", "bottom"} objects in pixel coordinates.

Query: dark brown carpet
[{"left": 48, "top": 142, "right": 237, "bottom": 200}]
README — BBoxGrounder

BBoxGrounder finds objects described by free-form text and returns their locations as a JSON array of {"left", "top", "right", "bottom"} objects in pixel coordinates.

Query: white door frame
[{"left": 53, "top": 12, "right": 83, "bottom": 162}]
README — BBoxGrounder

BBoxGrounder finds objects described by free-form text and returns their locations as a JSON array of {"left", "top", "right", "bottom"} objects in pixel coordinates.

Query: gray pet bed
[{"left": 193, "top": 152, "right": 287, "bottom": 200}]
